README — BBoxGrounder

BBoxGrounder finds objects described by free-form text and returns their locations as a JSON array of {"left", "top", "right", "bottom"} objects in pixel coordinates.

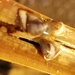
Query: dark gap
[
  {"left": 0, "top": 21, "right": 25, "bottom": 33},
  {"left": 0, "top": 21, "right": 16, "bottom": 33},
  {"left": 54, "top": 40, "right": 60, "bottom": 43},
  {"left": 55, "top": 40, "right": 75, "bottom": 50},
  {"left": 63, "top": 44, "right": 75, "bottom": 50},
  {"left": 19, "top": 37, "right": 40, "bottom": 46},
  {"left": 19, "top": 37, "right": 42, "bottom": 54}
]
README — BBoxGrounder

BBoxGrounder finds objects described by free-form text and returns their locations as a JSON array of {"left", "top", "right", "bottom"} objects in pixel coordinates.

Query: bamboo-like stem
[
  {"left": 0, "top": 27, "right": 75, "bottom": 75},
  {"left": 0, "top": 29, "right": 75, "bottom": 75},
  {"left": 0, "top": 0, "right": 75, "bottom": 75}
]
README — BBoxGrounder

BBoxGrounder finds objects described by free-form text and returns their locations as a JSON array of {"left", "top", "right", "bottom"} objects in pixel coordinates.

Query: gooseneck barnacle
[
  {"left": 33, "top": 38, "right": 60, "bottom": 61},
  {"left": 18, "top": 9, "right": 49, "bottom": 36}
]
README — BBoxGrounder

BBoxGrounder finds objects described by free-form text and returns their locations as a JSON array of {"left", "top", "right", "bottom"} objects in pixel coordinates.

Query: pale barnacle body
[
  {"left": 18, "top": 9, "right": 64, "bottom": 61},
  {"left": 33, "top": 38, "right": 59, "bottom": 61},
  {"left": 19, "top": 9, "right": 48, "bottom": 36},
  {"left": 19, "top": 10, "right": 27, "bottom": 30}
]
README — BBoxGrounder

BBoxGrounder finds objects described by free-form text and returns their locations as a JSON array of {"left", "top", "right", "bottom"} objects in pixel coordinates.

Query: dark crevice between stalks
[
  {"left": 0, "top": 21, "right": 17, "bottom": 33},
  {"left": 19, "top": 37, "right": 40, "bottom": 46},
  {"left": 19, "top": 37, "right": 42, "bottom": 55},
  {"left": 55, "top": 40, "right": 75, "bottom": 50},
  {"left": 0, "top": 21, "right": 24, "bottom": 33}
]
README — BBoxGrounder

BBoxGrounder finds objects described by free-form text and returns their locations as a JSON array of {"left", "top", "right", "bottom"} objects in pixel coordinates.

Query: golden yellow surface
[{"left": 0, "top": 0, "right": 75, "bottom": 75}]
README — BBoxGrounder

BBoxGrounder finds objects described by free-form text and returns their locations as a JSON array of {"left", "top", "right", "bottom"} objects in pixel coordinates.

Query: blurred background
[
  {"left": 1, "top": 0, "right": 75, "bottom": 75},
  {"left": 16, "top": 0, "right": 75, "bottom": 28}
]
